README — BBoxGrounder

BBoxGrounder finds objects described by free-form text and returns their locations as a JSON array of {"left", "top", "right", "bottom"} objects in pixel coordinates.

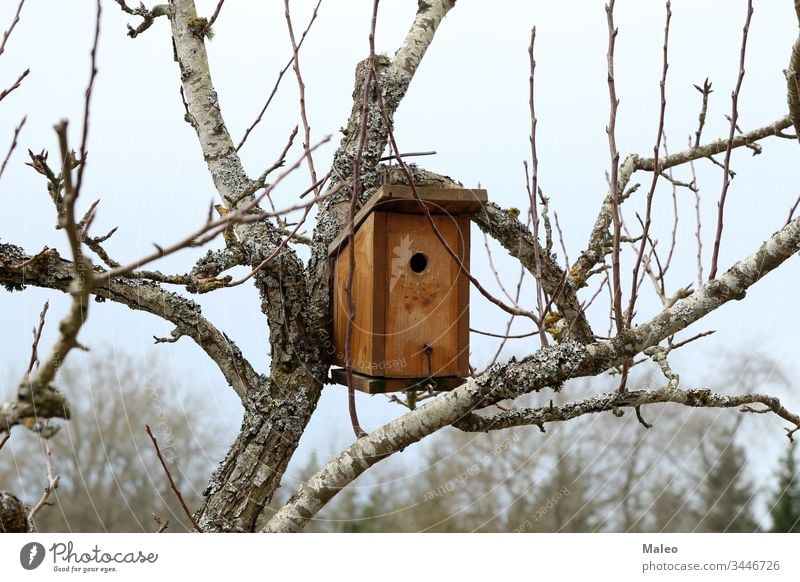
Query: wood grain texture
[
  {"left": 334, "top": 212, "right": 382, "bottom": 373},
  {"left": 455, "top": 213, "right": 471, "bottom": 373},
  {"left": 384, "top": 213, "right": 465, "bottom": 377}
]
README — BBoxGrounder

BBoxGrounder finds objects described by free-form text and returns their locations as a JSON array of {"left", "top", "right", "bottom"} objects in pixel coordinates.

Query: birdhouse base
[{"left": 330, "top": 368, "right": 465, "bottom": 394}]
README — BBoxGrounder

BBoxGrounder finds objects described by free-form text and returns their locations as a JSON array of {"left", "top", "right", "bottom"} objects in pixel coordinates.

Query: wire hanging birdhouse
[{"left": 328, "top": 184, "right": 488, "bottom": 393}]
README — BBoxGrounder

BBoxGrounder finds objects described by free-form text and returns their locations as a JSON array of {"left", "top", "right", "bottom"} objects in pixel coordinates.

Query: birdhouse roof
[{"left": 327, "top": 185, "right": 487, "bottom": 257}]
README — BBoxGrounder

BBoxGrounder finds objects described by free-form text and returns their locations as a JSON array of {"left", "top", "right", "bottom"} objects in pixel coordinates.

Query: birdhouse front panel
[
  {"left": 330, "top": 185, "right": 486, "bottom": 392},
  {"left": 383, "top": 212, "right": 470, "bottom": 378}
]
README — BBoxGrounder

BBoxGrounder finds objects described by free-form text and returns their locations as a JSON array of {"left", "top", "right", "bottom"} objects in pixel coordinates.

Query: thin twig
[
  {"left": 207, "top": 0, "right": 225, "bottom": 29},
  {"left": 0, "top": 0, "right": 26, "bottom": 57},
  {"left": 343, "top": 0, "right": 380, "bottom": 440},
  {"left": 785, "top": 194, "right": 800, "bottom": 226},
  {"left": 145, "top": 424, "right": 201, "bottom": 532},
  {"left": 709, "top": 0, "right": 753, "bottom": 279},
  {"left": 688, "top": 143, "right": 704, "bottom": 285},
  {"left": 28, "top": 439, "right": 60, "bottom": 526},
  {"left": 0, "top": 67, "right": 29, "bottom": 103},
  {"left": 659, "top": 136, "right": 679, "bottom": 279},
  {"left": 152, "top": 514, "right": 169, "bottom": 533},
  {"left": 668, "top": 329, "right": 715, "bottom": 351},
  {"left": 223, "top": 181, "right": 331, "bottom": 288},
  {"left": 481, "top": 264, "right": 526, "bottom": 372},
  {"left": 237, "top": 0, "right": 322, "bottom": 151},
  {"left": 113, "top": 1, "right": 169, "bottom": 38},
  {"left": 693, "top": 78, "right": 713, "bottom": 148},
  {"left": 93, "top": 137, "right": 332, "bottom": 285},
  {"left": 378, "top": 150, "right": 436, "bottom": 162},
  {"left": 371, "top": 78, "right": 543, "bottom": 323},
  {"left": 482, "top": 232, "right": 520, "bottom": 304},
  {"left": 581, "top": 271, "right": 609, "bottom": 312},
  {"left": 626, "top": 1, "right": 671, "bottom": 326},
  {"left": 605, "top": 0, "right": 624, "bottom": 337},
  {"left": 27, "top": 301, "right": 49, "bottom": 375},
  {"left": 0, "top": 115, "right": 25, "bottom": 182},
  {"left": 284, "top": 0, "right": 321, "bottom": 199},
  {"left": 73, "top": 0, "right": 101, "bottom": 202},
  {"left": 233, "top": 126, "right": 298, "bottom": 210},
  {"left": 470, "top": 327, "right": 538, "bottom": 340},
  {"left": 635, "top": 406, "right": 652, "bottom": 429},
  {"left": 527, "top": 27, "right": 548, "bottom": 345},
  {"left": 553, "top": 211, "right": 571, "bottom": 268}
]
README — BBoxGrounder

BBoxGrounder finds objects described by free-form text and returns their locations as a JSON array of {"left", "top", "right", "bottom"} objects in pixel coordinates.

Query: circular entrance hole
[{"left": 409, "top": 252, "right": 428, "bottom": 273}]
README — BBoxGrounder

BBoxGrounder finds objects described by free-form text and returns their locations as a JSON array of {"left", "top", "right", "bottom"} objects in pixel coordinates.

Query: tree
[
  {"left": 694, "top": 420, "right": 758, "bottom": 533},
  {"left": 768, "top": 442, "right": 800, "bottom": 533},
  {"left": 1, "top": 0, "right": 799, "bottom": 533}
]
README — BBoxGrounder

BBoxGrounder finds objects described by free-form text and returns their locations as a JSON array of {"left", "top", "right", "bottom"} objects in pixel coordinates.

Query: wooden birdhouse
[{"left": 329, "top": 184, "right": 487, "bottom": 393}]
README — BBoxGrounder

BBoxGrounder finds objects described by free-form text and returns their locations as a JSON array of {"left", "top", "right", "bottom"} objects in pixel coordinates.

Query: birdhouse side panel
[
  {"left": 383, "top": 213, "right": 468, "bottom": 378},
  {"left": 333, "top": 212, "right": 386, "bottom": 374},
  {"left": 455, "top": 213, "right": 471, "bottom": 374}
]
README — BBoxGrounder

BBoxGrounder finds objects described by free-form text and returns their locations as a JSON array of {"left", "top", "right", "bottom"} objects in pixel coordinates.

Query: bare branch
[
  {"left": 152, "top": 514, "right": 169, "bottom": 533},
  {"left": 527, "top": 27, "right": 548, "bottom": 344},
  {"left": 470, "top": 327, "right": 538, "bottom": 340},
  {"left": 636, "top": 116, "right": 791, "bottom": 172},
  {"left": 0, "top": 67, "right": 28, "bottom": 103},
  {"left": 26, "top": 301, "right": 49, "bottom": 375},
  {"left": 284, "top": 0, "right": 321, "bottom": 199},
  {"left": 605, "top": 0, "right": 624, "bottom": 336},
  {"left": 93, "top": 136, "right": 331, "bottom": 286},
  {"left": 237, "top": 0, "right": 322, "bottom": 152},
  {"left": 146, "top": 425, "right": 201, "bottom": 532},
  {"left": 0, "top": 122, "right": 100, "bottom": 433},
  {"left": 113, "top": 1, "right": 170, "bottom": 38},
  {"left": 693, "top": 78, "right": 713, "bottom": 148},
  {"left": 0, "top": 243, "right": 259, "bottom": 399},
  {"left": 0, "top": 115, "right": 25, "bottom": 182},
  {"left": 206, "top": 0, "right": 225, "bottom": 30},
  {"left": 28, "top": 440, "right": 60, "bottom": 528},
  {"left": 342, "top": 0, "right": 383, "bottom": 439},
  {"left": 689, "top": 150, "right": 704, "bottom": 285},
  {"left": 454, "top": 386, "right": 800, "bottom": 433},
  {"left": 73, "top": 0, "right": 102, "bottom": 203},
  {"left": 626, "top": 1, "right": 671, "bottom": 327},
  {"left": 0, "top": 0, "right": 25, "bottom": 58},
  {"left": 786, "top": 194, "right": 800, "bottom": 226},
  {"left": 474, "top": 204, "right": 594, "bottom": 343},
  {"left": 709, "top": 0, "right": 754, "bottom": 279}
]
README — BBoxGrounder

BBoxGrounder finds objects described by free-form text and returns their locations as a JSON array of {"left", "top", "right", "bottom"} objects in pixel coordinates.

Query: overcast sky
[{"left": 1, "top": 1, "right": 799, "bottom": 504}]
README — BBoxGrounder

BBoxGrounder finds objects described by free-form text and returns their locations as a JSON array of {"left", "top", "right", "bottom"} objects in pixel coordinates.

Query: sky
[{"left": 1, "top": 0, "right": 799, "bottom": 514}]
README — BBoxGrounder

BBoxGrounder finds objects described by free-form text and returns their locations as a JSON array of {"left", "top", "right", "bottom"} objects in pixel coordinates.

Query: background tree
[
  {"left": 693, "top": 420, "right": 758, "bottom": 532},
  {"left": 297, "top": 371, "right": 771, "bottom": 533},
  {"left": 0, "top": 350, "right": 226, "bottom": 532},
  {"left": 768, "top": 442, "right": 800, "bottom": 533},
  {"left": 1, "top": 0, "right": 799, "bottom": 533}
]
